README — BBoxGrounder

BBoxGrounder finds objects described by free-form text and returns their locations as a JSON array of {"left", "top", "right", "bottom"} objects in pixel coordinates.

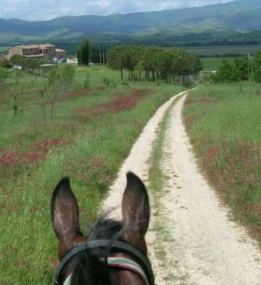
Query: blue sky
[{"left": 0, "top": 0, "right": 234, "bottom": 21}]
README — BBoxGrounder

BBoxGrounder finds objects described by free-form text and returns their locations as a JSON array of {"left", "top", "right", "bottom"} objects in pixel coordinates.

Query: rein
[{"left": 54, "top": 239, "right": 155, "bottom": 285}]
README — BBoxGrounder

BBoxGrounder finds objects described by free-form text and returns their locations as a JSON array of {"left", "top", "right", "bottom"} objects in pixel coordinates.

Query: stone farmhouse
[{"left": 8, "top": 44, "right": 66, "bottom": 60}]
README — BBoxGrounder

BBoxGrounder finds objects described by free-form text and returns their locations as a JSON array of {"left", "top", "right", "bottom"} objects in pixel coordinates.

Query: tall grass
[{"left": 183, "top": 82, "right": 261, "bottom": 243}]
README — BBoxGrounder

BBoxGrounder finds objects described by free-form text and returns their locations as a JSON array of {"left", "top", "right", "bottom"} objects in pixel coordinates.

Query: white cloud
[{"left": 0, "top": 0, "right": 235, "bottom": 21}]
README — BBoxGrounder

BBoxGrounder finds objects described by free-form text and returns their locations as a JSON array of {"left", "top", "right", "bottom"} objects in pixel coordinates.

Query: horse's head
[{"left": 51, "top": 172, "right": 154, "bottom": 285}]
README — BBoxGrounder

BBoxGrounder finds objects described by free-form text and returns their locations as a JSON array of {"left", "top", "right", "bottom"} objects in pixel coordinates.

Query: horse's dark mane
[
  {"left": 88, "top": 214, "right": 123, "bottom": 241},
  {"left": 70, "top": 214, "right": 123, "bottom": 285}
]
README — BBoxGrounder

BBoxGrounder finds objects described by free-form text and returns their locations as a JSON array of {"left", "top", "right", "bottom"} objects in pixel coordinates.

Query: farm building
[
  {"left": 55, "top": 48, "right": 66, "bottom": 59},
  {"left": 7, "top": 44, "right": 66, "bottom": 60}
]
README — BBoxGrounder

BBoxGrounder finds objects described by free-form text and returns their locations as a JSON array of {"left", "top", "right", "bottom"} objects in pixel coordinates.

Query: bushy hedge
[{"left": 214, "top": 52, "right": 261, "bottom": 83}]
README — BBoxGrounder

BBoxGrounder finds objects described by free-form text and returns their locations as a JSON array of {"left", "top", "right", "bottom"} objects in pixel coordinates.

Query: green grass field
[
  {"left": 0, "top": 65, "right": 184, "bottom": 284},
  {"left": 201, "top": 57, "right": 235, "bottom": 71},
  {"left": 183, "top": 82, "right": 261, "bottom": 243}
]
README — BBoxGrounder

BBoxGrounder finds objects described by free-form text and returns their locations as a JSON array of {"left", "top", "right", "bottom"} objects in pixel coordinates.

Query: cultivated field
[
  {"left": 0, "top": 65, "right": 184, "bottom": 284},
  {"left": 183, "top": 45, "right": 261, "bottom": 56},
  {"left": 184, "top": 83, "right": 261, "bottom": 242}
]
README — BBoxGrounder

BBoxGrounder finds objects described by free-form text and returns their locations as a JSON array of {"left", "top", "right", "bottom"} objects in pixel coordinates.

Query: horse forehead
[{"left": 88, "top": 219, "right": 123, "bottom": 240}]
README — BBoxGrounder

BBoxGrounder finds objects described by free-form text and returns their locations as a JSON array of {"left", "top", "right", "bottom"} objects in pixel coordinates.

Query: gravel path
[
  {"left": 103, "top": 91, "right": 261, "bottom": 285},
  {"left": 102, "top": 91, "right": 187, "bottom": 218}
]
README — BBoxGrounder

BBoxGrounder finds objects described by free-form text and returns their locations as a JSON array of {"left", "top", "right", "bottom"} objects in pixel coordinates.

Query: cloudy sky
[{"left": 0, "top": 0, "right": 235, "bottom": 21}]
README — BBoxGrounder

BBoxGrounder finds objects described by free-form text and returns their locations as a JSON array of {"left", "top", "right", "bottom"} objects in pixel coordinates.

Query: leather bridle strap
[
  {"left": 107, "top": 257, "right": 150, "bottom": 285},
  {"left": 62, "top": 257, "right": 150, "bottom": 285},
  {"left": 54, "top": 240, "right": 155, "bottom": 285}
]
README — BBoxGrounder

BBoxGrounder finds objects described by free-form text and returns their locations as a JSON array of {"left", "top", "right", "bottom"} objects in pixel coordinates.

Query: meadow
[
  {"left": 0, "top": 65, "right": 184, "bottom": 284},
  {"left": 183, "top": 83, "right": 261, "bottom": 243}
]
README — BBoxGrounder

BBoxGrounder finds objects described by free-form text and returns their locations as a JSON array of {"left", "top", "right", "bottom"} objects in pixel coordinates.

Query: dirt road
[{"left": 103, "top": 91, "right": 261, "bottom": 285}]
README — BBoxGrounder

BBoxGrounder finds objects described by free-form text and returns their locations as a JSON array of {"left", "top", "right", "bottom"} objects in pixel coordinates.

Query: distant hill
[
  {"left": 230, "top": 30, "right": 261, "bottom": 42},
  {"left": 1, "top": 0, "right": 261, "bottom": 47}
]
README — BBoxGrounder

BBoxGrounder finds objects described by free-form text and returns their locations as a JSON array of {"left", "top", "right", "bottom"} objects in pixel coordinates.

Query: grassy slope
[
  {"left": 0, "top": 65, "right": 184, "bottom": 284},
  {"left": 183, "top": 83, "right": 261, "bottom": 244}
]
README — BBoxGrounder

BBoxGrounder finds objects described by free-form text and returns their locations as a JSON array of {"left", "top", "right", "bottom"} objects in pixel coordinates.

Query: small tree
[
  {"left": 59, "top": 64, "right": 75, "bottom": 85},
  {"left": 215, "top": 60, "right": 239, "bottom": 82},
  {"left": 48, "top": 64, "right": 75, "bottom": 117},
  {"left": 10, "top": 55, "right": 24, "bottom": 66},
  {"left": 107, "top": 46, "right": 125, "bottom": 80},
  {"left": 83, "top": 73, "right": 90, "bottom": 88},
  {"left": 0, "top": 67, "right": 9, "bottom": 83},
  {"left": 234, "top": 57, "right": 248, "bottom": 81},
  {"left": 12, "top": 70, "right": 24, "bottom": 84},
  {"left": 0, "top": 56, "right": 9, "bottom": 68},
  {"left": 48, "top": 68, "right": 60, "bottom": 86}
]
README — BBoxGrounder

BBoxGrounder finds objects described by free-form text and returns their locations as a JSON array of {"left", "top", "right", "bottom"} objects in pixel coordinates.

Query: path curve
[{"left": 103, "top": 91, "right": 261, "bottom": 285}]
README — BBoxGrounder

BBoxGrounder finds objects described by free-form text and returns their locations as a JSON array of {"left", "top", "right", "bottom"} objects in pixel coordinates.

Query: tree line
[
  {"left": 9, "top": 55, "right": 45, "bottom": 74},
  {"left": 107, "top": 45, "right": 202, "bottom": 83}
]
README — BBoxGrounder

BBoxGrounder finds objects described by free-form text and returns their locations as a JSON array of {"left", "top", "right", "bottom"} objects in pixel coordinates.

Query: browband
[{"left": 54, "top": 239, "right": 155, "bottom": 285}]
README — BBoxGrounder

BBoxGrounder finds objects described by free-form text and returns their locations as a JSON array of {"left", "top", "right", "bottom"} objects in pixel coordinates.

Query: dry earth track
[{"left": 103, "top": 91, "right": 261, "bottom": 285}]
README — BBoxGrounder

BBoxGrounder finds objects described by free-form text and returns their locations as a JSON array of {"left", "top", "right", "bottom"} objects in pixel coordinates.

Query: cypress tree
[
  {"left": 100, "top": 44, "right": 104, "bottom": 65},
  {"left": 77, "top": 48, "right": 82, "bottom": 65},
  {"left": 77, "top": 39, "right": 89, "bottom": 65},
  {"left": 90, "top": 46, "right": 100, "bottom": 63},
  {"left": 104, "top": 45, "right": 107, "bottom": 65}
]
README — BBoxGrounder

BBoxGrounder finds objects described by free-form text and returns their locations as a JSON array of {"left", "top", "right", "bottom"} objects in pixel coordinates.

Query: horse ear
[
  {"left": 51, "top": 177, "right": 82, "bottom": 244},
  {"left": 122, "top": 172, "right": 150, "bottom": 254}
]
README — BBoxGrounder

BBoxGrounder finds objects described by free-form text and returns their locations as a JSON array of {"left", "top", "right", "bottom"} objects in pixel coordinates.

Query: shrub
[
  {"left": 48, "top": 64, "right": 75, "bottom": 87},
  {"left": 83, "top": 73, "right": 90, "bottom": 89},
  {"left": 234, "top": 57, "right": 248, "bottom": 81},
  {"left": 0, "top": 56, "right": 9, "bottom": 68},
  {"left": 12, "top": 69, "right": 24, "bottom": 84},
  {"left": 121, "top": 80, "right": 130, "bottom": 87},
  {"left": 215, "top": 60, "right": 240, "bottom": 82},
  {"left": 101, "top": 77, "right": 117, "bottom": 88},
  {"left": 0, "top": 67, "right": 9, "bottom": 83},
  {"left": 253, "top": 51, "right": 261, "bottom": 82}
]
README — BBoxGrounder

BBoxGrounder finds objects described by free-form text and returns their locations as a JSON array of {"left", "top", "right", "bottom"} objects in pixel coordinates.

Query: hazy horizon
[{"left": 0, "top": 0, "right": 235, "bottom": 21}]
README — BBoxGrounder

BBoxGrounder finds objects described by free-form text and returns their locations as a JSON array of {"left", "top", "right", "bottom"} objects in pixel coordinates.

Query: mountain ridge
[{"left": 0, "top": 0, "right": 261, "bottom": 46}]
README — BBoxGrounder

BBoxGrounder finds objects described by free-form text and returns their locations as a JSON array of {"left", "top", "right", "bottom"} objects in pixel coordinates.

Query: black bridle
[{"left": 54, "top": 239, "right": 155, "bottom": 285}]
